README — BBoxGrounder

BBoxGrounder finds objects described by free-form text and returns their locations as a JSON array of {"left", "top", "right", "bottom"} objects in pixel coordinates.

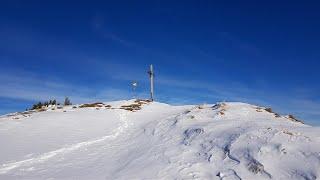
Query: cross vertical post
[{"left": 148, "top": 64, "right": 154, "bottom": 101}]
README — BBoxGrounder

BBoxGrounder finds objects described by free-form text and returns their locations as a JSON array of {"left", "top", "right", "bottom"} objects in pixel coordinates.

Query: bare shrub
[
  {"left": 120, "top": 103, "right": 142, "bottom": 111},
  {"left": 264, "top": 108, "right": 273, "bottom": 113},
  {"left": 287, "top": 114, "right": 304, "bottom": 124},
  {"left": 282, "top": 130, "right": 294, "bottom": 136},
  {"left": 134, "top": 99, "right": 151, "bottom": 105},
  {"left": 197, "top": 105, "right": 204, "bottom": 109},
  {"left": 79, "top": 102, "right": 104, "bottom": 108},
  {"left": 256, "top": 107, "right": 263, "bottom": 112},
  {"left": 184, "top": 110, "right": 191, "bottom": 114},
  {"left": 212, "top": 104, "right": 221, "bottom": 110}
]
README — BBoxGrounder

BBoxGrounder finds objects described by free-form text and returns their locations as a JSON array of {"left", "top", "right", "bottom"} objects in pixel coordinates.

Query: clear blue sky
[{"left": 0, "top": 1, "right": 319, "bottom": 125}]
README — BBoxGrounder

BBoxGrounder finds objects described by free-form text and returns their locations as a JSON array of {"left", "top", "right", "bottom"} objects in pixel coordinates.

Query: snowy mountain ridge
[{"left": 0, "top": 99, "right": 319, "bottom": 179}]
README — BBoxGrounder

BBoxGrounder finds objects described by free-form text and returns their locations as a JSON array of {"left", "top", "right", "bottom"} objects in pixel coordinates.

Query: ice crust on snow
[{"left": 0, "top": 100, "right": 319, "bottom": 179}]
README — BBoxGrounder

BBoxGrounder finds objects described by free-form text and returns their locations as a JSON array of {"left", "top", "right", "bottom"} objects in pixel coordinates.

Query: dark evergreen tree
[
  {"left": 29, "top": 99, "right": 59, "bottom": 110},
  {"left": 37, "top": 102, "right": 42, "bottom": 109},
  {"left": 32, "top": 104, "right": 37, "bottom": 110},
  {"left": 64, "top": 97, "right": 72, "bottom": 106},
  {"left": 44, "top": 101, "right": 49, "bottom": 107}
]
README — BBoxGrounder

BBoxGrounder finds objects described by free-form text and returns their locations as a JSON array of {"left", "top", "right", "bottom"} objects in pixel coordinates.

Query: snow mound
[{"left": 0, "top": 100, "right": 319, "bottom": 180}]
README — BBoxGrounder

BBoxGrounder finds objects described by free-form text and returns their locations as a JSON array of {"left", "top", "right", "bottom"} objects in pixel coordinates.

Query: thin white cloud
[{"left": 0, "top": 70, "right": 133, "bottom": 104}]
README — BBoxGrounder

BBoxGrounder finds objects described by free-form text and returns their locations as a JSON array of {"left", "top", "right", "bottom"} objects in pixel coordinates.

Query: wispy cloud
[
  {"left": 92, "top": 14, "right": 140, "bottom": 48},
  {"left": 0, "top": 69, "right": 134, "bottom": 104},
  {"left": 217, "top": 31, "right": 262, "bottom": 57}
]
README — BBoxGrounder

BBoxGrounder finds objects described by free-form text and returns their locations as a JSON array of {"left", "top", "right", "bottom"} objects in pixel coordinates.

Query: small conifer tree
[
  {"left": 37, "top": 102, "right": 42, "bottom": 109},
  {"left": 44, "top": 101, "right": 49, "bottom": 107},
  {"left": 64, "top": 97, "right": 72, "bottom": 106}
]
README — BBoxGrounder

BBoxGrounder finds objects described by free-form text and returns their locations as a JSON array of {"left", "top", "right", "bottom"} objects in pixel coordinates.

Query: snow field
[{"left": 0, "top": 100, "right": 319, "bottom": 179}]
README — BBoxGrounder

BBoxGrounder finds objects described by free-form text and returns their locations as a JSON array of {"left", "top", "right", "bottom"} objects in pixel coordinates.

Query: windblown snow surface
[{"left": 0, "top": 100, "right": 320, "bottom": 180}]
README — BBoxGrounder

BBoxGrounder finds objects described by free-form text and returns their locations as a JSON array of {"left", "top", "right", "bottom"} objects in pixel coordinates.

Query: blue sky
[{"left": 0, "top": 1, "right": 319, "bottom": 125}]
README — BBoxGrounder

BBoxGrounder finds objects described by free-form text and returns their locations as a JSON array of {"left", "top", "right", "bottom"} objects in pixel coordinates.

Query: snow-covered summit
[{"left": 0, "top": 100, "right": 319, "bottom": 179}]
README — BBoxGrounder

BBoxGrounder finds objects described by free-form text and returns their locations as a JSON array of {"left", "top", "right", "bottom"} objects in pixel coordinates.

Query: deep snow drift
[{"left": 0, "top": 100, "right": 319, "bottom": 179}]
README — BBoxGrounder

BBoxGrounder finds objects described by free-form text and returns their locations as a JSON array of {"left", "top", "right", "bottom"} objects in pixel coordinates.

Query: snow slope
[{"left": 0, "top": 100, "right": 319, "bottom": 179}]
